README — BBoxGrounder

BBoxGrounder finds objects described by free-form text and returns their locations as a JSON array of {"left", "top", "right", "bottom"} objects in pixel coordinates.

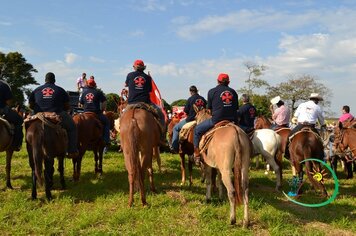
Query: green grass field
[{"left": 0, "top": 147, "right": 355, "bottom": 235}]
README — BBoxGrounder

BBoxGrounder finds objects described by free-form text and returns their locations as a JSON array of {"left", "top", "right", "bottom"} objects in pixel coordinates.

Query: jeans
[
  {"left": 171, "top": 119, "right": 187, "bottom": 152},
  {"left": 194, "top": 118, "right": 214, "bottom": 149},
  {"left": 98, "top": 113, "right": 110, "bottom": 145}
]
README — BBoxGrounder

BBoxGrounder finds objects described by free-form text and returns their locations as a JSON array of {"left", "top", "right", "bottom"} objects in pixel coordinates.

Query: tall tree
[
  {"left": 267, "top": 74, "right": 333, "bottom": 115},
  {"left": 0, "top": 51, "right": 38, "bottom": 106},
  {"left": 237, "top": 61, "right": 269, "bottom": 95}
]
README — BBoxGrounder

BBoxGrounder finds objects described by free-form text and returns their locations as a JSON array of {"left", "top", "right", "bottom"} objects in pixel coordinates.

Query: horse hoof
[
  {"left": 230, "top": 219, "right": 236, "bottom": 225},
  {"left": 6, "top": 184, "right": 13, "bottom": 190}
]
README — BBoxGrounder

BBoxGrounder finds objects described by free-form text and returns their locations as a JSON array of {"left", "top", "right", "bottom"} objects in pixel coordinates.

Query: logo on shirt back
[
  {"left": 220, "top": 91, "right": 233, "bottom": 105},
  {"left": 195, "top": 98, "right": 205, "bottom": 108},
  {"left": 134, "top": 76, "right": 146, "bottom": 89},
  {"left": 85, "top": 93, "right": 94, "bottom": 103},
  {"left": 41, "top": 87, "right": 54, "bottom": 98}
]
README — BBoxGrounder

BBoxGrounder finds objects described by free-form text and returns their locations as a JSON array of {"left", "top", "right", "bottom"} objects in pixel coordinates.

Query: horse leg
[
  {"left": 58, "top": 156, "right": 66, "bottom": 189},
  {"left": 205, "top": 165, "right": 212, "bottom": 203},
  {"left": 305, "top": 162, "right": 327, "bottom": 197},
  {"left": 264, "top": 153, "right": 282, "bottom": 191},
  {"left": 345, "top": 161, "right": 353, "bottom": 179},
  {"left": 94, "top": 149, "right": 99, "bottom": 174},
  {"left": 220, "top": 170, "right": 236, "bottom": 225},
  {"left": 217, "top": 171, "right": 223, "bottom": 200},
  {"left": 5, "top": 150, "right": 13, "bottom": 189},
  {"left": 44, "top": 158, "right": 54, "bottom": 200},
  {"left": 139, "top": 165, "right": 147, "bottom": 206},
  {"left": 31, "top": 170, "right": 37, "bottom": 200},
  {"left": 179, "top": 153, "right": 186, "bottom": 186},
  {"left": 153, "top": 146, "right": 161, "bottom": 173}
]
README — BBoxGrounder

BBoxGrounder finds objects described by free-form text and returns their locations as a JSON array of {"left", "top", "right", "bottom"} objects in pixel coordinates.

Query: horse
[
  {"left": 195, "top": 108, "right": 252, "bottom": 227},
  {"left": 104, "top": 111, "right": 120, "bottom": 147},
  {"left": 120, "top": 103, "right": 162, "bottom": 206},
  {"left": 251, "top": 129, "right": 283, "bottom": 190},
  {"left": 25, "top": 113, "right": 67, "bottom": 200},
  {"left": 254, "top": 115, "right": 291, "bottom": 168},
  {"left": 333, "top": 122, "right": 356, "bottom": 177},
  {"left": 0, "top": 118, "right": 16, "bottom": 189},
  {"left": 72, "top": 112, "right": 105, "bottom": 181},
  {"left": 288, "top": 128, "right": 328, "bottom": 196},
  {"left": 167, "top": 116, "right": 180, "bottom": 147}
]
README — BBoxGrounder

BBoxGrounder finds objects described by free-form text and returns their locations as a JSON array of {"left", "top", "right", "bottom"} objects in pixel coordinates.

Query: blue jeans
[
  {"left": 171, "top": 119, "right": 187, "bottom": 152},
  {"left": 194, "top": 118, "right": 214, "bottom": 149},
  {"left": 98, "top": 113, "right": 110, "bottom": 145}
]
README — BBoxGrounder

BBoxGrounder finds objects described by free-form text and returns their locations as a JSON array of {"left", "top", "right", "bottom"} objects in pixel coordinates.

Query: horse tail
[
  {"left": 33, "top": 125, "right": 44, "bottom": 186},
  {"left": 127, "top": 110, "right": 141, "bottom": 190},
  {"left": 233, "top": 130, "right": 243, "bottom": 205}
]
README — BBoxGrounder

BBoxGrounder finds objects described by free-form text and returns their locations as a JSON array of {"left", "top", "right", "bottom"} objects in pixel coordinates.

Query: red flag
[{"left": 149, "top": 77, "right": 168, "bottom": 122}]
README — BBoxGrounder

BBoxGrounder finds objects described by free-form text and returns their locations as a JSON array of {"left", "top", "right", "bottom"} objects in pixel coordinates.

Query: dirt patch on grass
[
  {"left": 305, "top": 222, "right": 355, "bottom": 236},
  {"left": 166, "top": 190, "right": 188, "bottom": 205}
]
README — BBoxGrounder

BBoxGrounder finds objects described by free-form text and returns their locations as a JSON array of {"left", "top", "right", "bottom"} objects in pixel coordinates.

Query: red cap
[
  {"left": 217, "top": 73, "right": 230, "bottom": 82},
  {"left": 87, "top": 78, "right": 96, "bottom": 87},
  {"left": 133, "top": 59, "right": 145, "bottom": 67}
]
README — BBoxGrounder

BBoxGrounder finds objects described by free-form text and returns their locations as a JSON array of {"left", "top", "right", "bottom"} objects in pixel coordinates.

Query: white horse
[{"left": 251, "top": 129, "right": 282, "bottom": 190}]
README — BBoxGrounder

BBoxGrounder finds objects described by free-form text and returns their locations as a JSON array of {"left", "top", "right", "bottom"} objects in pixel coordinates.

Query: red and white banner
[{"left": 149, "top": 78, "right": 168, "bottom": 122}]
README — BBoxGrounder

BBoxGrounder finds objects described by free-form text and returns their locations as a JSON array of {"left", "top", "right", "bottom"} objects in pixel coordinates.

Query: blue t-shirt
[
  {"left": 237, "top": 103, "right": 257, "bottom": 128},
  {"left": 125, "top": 71, "right": 152, "bottom": 104},
  {"left": 80, "top": 87, "right": 107, "bottom": 114},
  {"left": 0, "top": 80, "right": 12, "bottom": 108},
  {"left": 29, "top": 82, "right": 69, "bottom": 113},
  {"left": 184, "top": 93, "right": 207, "bottom": 122},
  {"left": 207, "top": 84, "right": 238, "bottom": 124}
]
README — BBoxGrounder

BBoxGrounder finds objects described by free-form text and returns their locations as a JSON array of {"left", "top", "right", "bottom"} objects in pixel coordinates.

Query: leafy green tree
[
  {"left": 266, "top": 74, "right": 333, "bottom": 115},
  {"left": 171, "top": 99, "right": 187, "bottom": 107},
  {"left": 162, "top": 99, "right": 171, "bottom": 112},
  {"left": 250, "top": 94, "right": 271, "bottom": 117},
  {"left": 105, "top": 93, "right": 120, "bottom": 112},
  {"left": 237, "top": 61, "right": 269, "bottom": 95},
  {"left": 0, "top": 51, "right": 38, "bottom": 106}
]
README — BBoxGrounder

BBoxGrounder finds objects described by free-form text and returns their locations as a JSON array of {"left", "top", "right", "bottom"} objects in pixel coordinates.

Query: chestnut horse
[
  {"left": 289, "top": 128, "right": 327, "bottom": 196},
  {"left": 72, "top": 112, "right": 105, "bottom": 181},
  {"left": 120, "top": 103, "right": 162, "bottom": 206},
  {"left": 25, "top": 113, "right": 67, "bottom": 200},
  {"left": 0, "top": 118, "right": 16, "bottom": 189},
  {"left": 334, "top": 122, "right": 356, "bottom": 166},
  {"left": 195, "top": 108, "right": 252, "bottom": 227}
]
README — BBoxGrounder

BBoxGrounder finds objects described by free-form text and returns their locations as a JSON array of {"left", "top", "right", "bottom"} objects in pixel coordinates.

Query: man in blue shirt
[
  {"left": 193, "top": 73, "right": 239, "bottom": 164},
  {"left": 171, "top": 85, "right": 207, "bottom": 153},
  {"left": 237, "top": 94, "right": 256, "bottom": 133},
  {"left": 0, "top": 80, "right": 23, "bottom": 151},
  {"left": 29, "top": 72, "right": 78, "bottom": 158},
  {"left": 80, "top": 78, "right": 110, "bottom": 145}
]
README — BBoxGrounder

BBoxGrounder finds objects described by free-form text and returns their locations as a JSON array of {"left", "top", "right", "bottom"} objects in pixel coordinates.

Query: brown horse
[
  {"left": 0, "top": 118, "right": 16, "bottom": 189},
  {"left": 334, "top": 122, "right": 356, "bottom": 162},
  {"left": 25, "top": 113, "right": 67, "bottom": 200},
  {"left": 167, "top": 116, "right": 180, "bottom": 147},
  {"left": 120, "top": 104, "right": 161, "bottom": 206},
  {"left": 72, "top": 112, "right": 105, "bottom": 181},
  {"left": 289, "top": 128, "right": 327, "bottom": 196},
  {"left": 195, "top": 108, "right": 252, "bottom": 227},
  {"left": 104, "top": 111, "right": 120, "bottom": 146}
]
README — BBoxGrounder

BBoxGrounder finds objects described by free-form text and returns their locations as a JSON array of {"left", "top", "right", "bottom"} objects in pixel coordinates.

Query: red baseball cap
[
  {"left": 217, "top": 73, "right": 230, "bottom": 82},
  {"left": 133, "top": 59, "right": 145, "bottom": 67},
  {"left": 87, "top": 78, "right": 96, "bottom": 87}
]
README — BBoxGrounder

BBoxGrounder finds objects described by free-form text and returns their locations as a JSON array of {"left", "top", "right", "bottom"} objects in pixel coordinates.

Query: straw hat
[
  {"left": 270, "top": 96, "right": 281, "bottom": 105},
  {"left": 309, "top": 93, "right": 323, "bottom": 101}
]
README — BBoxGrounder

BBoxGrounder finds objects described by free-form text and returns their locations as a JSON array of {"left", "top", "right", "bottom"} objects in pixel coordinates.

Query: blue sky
[{"left": 1, "top": 0, "right": 356, "bottom": 116}]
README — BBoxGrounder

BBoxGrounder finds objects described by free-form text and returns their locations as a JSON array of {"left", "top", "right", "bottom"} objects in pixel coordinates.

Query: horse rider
[
  {"left": 284, "top": 93, "right": 326, "bottom": 159},
  {"left": 79, "top": 77, "right": 110, "bottom": 146},
  {"left": 339, "top": 105, "right": 353, "bottom": 123},
  {"left": 0, "top": 79, "right": 23, "bottom": 151},
  {"left": 29, "top": 72, "right": 79, "bottom": 158},
  {"left": 171, "top": 85, "right": 207, "bottom": 153},
  {"left": 125, "top": 59, "right": 167, "bottom": 146},
  {"left": 193, "top": 73, "right": 239, "bottom": 165},
  {"left": 269, "top": 96, "right": 291, "bottom": 130},
  {"left": 237, "top": 94, "right": 256, "bottom": 134}
]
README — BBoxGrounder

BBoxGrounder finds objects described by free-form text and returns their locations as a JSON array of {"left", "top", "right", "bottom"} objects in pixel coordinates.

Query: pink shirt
[
  {"left": 272, "top": 105, "right": 290, "bottom": 125},
  {"left": 339, "top": 113, "right": 354, "bottom": 122}
]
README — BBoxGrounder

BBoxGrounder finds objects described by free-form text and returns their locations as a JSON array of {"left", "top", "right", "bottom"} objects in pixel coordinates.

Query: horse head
[{"left": 194, "top": 107, "right": 211, "bottom": 124}]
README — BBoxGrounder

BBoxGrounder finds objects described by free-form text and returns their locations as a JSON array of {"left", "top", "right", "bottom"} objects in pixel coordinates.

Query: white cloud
[
  {"left": 89, "top": 56, "right": 106, "bottom": 63},
  {"left": 129, "top": 30, "right": 145, "bottom": 37},
  {"left": 64, "top": 53, "right": 78, "bottom": 64}
]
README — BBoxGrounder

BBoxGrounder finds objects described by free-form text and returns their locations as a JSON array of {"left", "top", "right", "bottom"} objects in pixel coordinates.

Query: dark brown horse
[
  {"left": 0, "top": 118, "right": 16, "bottom": 189},
  {"left": 72, "top": 112, "right": 105, "bottom": 181},
  {"left": 120, "top": 104, "right": 161, "bottom": 207},
  {"left": 25, "top": 113, "right": 67, "bottom": 200},
  {"left": 289, "top": 128, "right": 327, "bottom": 196},
  {"left": 195, "top": 108, "right": 252, "bottom": 227}
]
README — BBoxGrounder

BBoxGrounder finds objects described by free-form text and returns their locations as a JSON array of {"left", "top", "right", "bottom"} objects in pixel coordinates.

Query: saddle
[
  {"left": 199, "top": 121, "right": 237, "bottom": 153},
  {"left": 24, "top": 112, "right": 63, "bottom": 130},
  {"left": 288, "top": 127, "right": 322, "bottom": 143},
  {"left": 179, "top": 121, "right": 196, "bottom": 143}
]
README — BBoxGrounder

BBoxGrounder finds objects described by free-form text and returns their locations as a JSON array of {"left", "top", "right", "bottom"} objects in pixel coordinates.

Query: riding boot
[
  {"left": 284, "top": 143, "right": 290, "bottom": 159},
  {"left": 193, "top": 148, "right": 201, "bottom": 166},
  {"left": 12, "top": 125, "right": 24, "bottom": 151}
]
